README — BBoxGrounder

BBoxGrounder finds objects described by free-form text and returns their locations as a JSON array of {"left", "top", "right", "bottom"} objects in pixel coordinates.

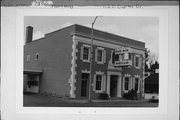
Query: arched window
[{"left": 35, "top": 53, "right": 39, "bottom": 61}]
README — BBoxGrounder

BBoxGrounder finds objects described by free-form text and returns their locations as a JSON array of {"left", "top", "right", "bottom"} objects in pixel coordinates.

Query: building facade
[{"left": 24, "top": 24, "right": 146, "bottom": 99}]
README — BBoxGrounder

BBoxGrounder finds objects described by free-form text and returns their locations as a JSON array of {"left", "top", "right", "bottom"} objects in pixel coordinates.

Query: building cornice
[{"left": 71, "top": 32, "right": 146, "bottom": 51}]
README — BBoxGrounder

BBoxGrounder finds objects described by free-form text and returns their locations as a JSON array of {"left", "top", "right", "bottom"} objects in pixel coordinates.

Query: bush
[
  {"left": 99, "top": 92, "right": 109, "bottom": 100},
  {"left": 123, "top": 89, "right": 137, "bottom": 100}
]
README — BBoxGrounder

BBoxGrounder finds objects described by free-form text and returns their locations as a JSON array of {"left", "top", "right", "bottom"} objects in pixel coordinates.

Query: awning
[{"left": 24, "top": 68, "right": 43, "bottom": 74}]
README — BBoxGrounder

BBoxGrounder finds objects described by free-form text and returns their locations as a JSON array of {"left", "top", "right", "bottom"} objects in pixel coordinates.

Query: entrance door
[
  {"left": 110, "top": 75, "right": 118, "bottom": 97},
  {"left": 81, "top": 73, "right": 89, "bottom": 97}
]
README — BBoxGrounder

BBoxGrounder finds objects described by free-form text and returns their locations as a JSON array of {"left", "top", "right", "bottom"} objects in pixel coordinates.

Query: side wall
[{"left": 24, "top": 27, "right": 75, "bottom": 97}]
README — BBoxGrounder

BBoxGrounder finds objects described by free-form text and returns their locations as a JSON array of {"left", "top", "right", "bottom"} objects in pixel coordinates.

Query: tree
[
  {"left": 150, "top": 60, "right": 159, "bottom": 74},
  {"left": 145, "top": 49, "right": 159, "bottom": 74}
]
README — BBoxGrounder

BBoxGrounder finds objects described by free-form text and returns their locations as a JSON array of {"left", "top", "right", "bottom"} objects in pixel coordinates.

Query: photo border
[{"left": 16, "top": 8, "right": 168, "bottom": 114}]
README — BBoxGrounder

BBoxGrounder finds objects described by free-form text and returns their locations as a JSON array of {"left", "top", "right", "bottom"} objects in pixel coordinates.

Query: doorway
[
  {"left": 110, "top": 75, "right": 118, "bottom": 97},
  {"left": 81, "top": 73, "right": 89, "bottom": 97}
]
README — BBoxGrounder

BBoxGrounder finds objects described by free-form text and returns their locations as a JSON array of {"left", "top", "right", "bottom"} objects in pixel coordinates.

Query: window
[
  {"left": 95, "top": 75, "right": 103, "bottom": 91},
  {"left": 134, "top": 78, "right": 139, "bottom": 91},
  {"left": 135, "top": 57, "right": 139, "bottom": 66},
  {"left": 83, "top": 47, "right": 89, "bottom": 60},
  {"left": 96, "top": 47, "right": 106, "bottom": 64},
  {"left": 97, "top": 49, "right": 103, "bottom": 62},
  {"left": 124, "top": 77, "right": 130, "bottom": 91},
  {"left": 81, "top": 45, "right": 90, "bottom": 62},
  {"left": 134, "top": 55, "right": 141, "bottom": 68},
  {"left": 27, "top": 55, "right": 30, "bottom": 61},
  {"left": 123, "top": 76, "right": 131, "bottom": 92},
  {"left": 114, "top": 54, "right": 119, "bottom": 61},
  {"left": 35, "top": 53, "right": 39, "bottom": 61},
  {"left": 96, "top": 75, "right": 102, "bottom": 90}
]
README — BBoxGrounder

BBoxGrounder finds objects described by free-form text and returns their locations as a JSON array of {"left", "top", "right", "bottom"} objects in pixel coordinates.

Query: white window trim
[
  {"left": 27, "top": 55, "right": 30, "bottom": 61},
  {"left": 134, "top": 55, "right": 141, "bottom": 69},
  {"left": 81, "top": 69, "right": 90, "bottom": 73},
  {"left": 133, "top": 76, "right": 140, "bottom": 93},
  {"left": 94, "top": 72, "right": 104, "bottom": 93},
  {"left": 81, "top": 44, "right": 91, "bottom": 63},
  {"left": 123, "top": 74, "right": 131, "bottom": 93},
  {"left": 35, "top": 53, "right": 39, "bottom": 61},
  {"left": 95, "top": 47, "right": 105, "bottom": 64}
]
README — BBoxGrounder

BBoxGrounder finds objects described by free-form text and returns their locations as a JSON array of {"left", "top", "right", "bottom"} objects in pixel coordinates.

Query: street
[{"left": 24, "top": 93, "right": 158, "bottom": 107}]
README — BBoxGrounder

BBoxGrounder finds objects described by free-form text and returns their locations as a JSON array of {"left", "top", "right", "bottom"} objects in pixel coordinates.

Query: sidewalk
[
  {"left": 24, "top": 93, "right": 158, "bottom": 107},
  {"left": 64, "top": 98, "right": 150, "bottom": 103}
]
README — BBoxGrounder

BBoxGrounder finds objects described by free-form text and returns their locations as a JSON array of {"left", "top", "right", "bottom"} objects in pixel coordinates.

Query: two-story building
[{"left": 23, "top": 24, "right": 145, "bottom": 99}]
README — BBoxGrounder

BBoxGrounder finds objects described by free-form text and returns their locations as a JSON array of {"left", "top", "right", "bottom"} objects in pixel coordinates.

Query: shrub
[
  {"left": 99, "top": 92, "right": 109, "bottom": 100},
  {"left": 123, "top": 89, "right": 137, "bottom": 100}
]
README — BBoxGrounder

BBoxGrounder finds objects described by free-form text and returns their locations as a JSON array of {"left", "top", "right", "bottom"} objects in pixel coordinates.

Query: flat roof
[{"left": 26, "top": 24, "right": 145, "bottom": 50}]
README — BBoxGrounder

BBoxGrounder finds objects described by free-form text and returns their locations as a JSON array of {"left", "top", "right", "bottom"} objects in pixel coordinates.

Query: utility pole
[{"left": 88, "top": 16, "right": 99, "bottom": 102}]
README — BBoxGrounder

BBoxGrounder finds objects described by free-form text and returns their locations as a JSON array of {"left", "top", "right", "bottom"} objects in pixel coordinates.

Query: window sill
[
  {"left": 96, "top": 61, "right": 104, "bottom": 64},
  {"left": 82, "top": 59, "right": 90, "bottom": 63},
  {"left": 123, "top": 90, "right": 129, "bottom": 93},
  {"left": 95, "top": 90, "right": 103, "bottom": 93},
  {"left": 134, "top": 66, "right": 141, "bottom": 69}
]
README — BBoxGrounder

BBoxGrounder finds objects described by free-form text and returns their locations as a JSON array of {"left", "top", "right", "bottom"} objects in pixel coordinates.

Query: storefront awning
[{"left": 24, "top": 68, "right": 43, "bottom": 74}]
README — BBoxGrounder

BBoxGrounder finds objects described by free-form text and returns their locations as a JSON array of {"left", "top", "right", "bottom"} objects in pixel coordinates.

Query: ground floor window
[
  {"left": 134, "top": 77, "right": 140, "bottom": 91},
  {"left": 123, "top": 77, "right": 130, "bottom": 92},
  {"left": 96, "top": 75, "right": 103, "bottom": 91}
]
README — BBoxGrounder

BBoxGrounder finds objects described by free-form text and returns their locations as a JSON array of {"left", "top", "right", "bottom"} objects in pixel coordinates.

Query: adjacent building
[{"left": 23, "top": 24, "right": 146, "bottom": 99}]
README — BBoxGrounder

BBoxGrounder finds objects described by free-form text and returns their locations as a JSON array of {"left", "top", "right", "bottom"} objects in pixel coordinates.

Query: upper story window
[
  {"left": 97, "top": 50, "right": 103, "bottom": 62},
  {"left": 27, "top": 55, "right": 30, "bottom": 61},
  {"left": 35, "top": 53, "right": 39, "bottom": 61},
  {"left": 95, "top": 47, "right": 106, "bottom": 64},
  {"left": 81, "top": 44, "right": 90, "bottom": 62},
  {"left": 134, "top": 55, "right": 142, "bottom": 69}
]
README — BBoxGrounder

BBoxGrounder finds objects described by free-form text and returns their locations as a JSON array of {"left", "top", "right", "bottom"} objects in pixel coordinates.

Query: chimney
[{"left": 25, "top": 26, "right": 33, "bottom": 43}]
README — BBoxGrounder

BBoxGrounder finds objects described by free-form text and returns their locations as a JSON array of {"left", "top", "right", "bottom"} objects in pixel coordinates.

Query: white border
[{"left": 13, "top": 7, "right": 172, "bottom": 118}]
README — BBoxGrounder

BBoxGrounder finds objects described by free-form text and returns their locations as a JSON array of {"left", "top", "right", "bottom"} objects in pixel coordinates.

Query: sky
[{"left": 24, "top": 16, "right": 159, "bottom": 61}]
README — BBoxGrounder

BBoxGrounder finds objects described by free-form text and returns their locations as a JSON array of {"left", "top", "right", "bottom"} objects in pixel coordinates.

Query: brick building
[{"left": 23, "top": 24, "right": 145, "bottom": 99}]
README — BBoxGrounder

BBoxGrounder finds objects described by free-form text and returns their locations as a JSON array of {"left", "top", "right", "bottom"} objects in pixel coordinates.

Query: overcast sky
[{"left": 24, "top": 16, "right": 159, "bottom": 60}]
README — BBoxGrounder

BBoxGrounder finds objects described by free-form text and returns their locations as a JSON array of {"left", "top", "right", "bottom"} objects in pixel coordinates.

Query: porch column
[
  {"left": 107, "top": 75, "right": 110, "bottom": 96},
  {"left": 117, "top": 76, "right": 121, "bottom": 97}
]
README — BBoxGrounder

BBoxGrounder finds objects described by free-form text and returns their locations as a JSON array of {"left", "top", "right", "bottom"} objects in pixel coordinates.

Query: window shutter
[
  {"left": 80, "top": 46, "right": 83, "bottom": 60},
  {"left": 103, "top": 50, "right": 106, "bottom": 63}
]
